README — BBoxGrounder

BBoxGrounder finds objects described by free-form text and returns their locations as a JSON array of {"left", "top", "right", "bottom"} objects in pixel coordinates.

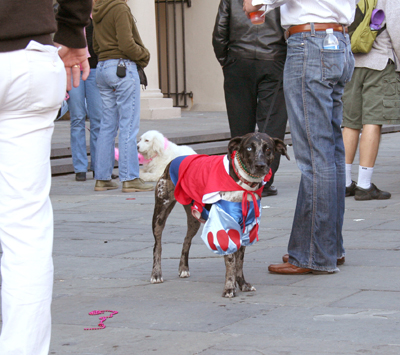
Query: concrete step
[
  {"left": 50, "top": 124, "right": 400, "bottom": 176},
  {"left": 140, "top": 107, "right": 181, "bottom": 120},
  {"left": 50, "top": 135, "right": 292, "bottom": 176}
]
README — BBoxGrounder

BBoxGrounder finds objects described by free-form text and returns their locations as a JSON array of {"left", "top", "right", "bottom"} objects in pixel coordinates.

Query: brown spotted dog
[{"left": 150, "top": 132, "right": 289, "bottom": 298}]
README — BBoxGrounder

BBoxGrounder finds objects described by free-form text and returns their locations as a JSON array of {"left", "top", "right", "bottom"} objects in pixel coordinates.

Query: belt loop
[
  {"left": 284, "top": 28, "right": 289, "bottom": 41},
  {"left": 310, "top": 23, "right": 315, "bottom": 36},
  {"left": 342, "top": 24, "right": 346, "bottom": 36}
]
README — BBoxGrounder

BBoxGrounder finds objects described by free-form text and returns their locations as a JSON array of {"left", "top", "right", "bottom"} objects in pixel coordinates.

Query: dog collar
[{"left": 231, "top": 151, "right": 263, "bottom": 189}]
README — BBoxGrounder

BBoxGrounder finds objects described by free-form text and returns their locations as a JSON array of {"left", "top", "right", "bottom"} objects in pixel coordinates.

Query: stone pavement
[{"left": 20, "top": 113, "right": 400, "bottom": 354}]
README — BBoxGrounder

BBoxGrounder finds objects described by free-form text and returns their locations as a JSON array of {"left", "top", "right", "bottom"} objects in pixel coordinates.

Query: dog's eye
[
  {"left": 145, "top": 139, "right": 149, "bottom": 142},
  {"left": 247, "top": 147, "right": 252, "bottom": 151}
]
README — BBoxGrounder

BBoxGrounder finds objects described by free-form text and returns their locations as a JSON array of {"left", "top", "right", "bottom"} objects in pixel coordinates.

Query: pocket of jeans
[
  {"left": 25, "top": 41, "right": 66, "bottom": 110},
  {"left": 321, "top": 49, "right": 345, "bottom": 85}
]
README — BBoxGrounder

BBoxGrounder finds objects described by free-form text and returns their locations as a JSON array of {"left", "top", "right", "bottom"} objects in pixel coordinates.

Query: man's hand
[
  {"left": 243, "top": 0, "right": 263, "bottom": 17},
  {"left": 54, "top": 44, "right": 90, "bottom": 91}
]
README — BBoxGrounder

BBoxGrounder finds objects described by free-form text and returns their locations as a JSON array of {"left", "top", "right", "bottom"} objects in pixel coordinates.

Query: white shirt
[{"left": 252, "top": 0, "right": 358, "bottom": 28}]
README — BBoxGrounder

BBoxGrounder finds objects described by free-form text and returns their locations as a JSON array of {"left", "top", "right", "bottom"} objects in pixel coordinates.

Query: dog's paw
[
  {"left": 240, "top": 283, "right": 256, "bottom": 292},
  {"left": 150, "top": 274, "right": 164, "bottom": 284},
  {"left": 222, "top": 288, "right": 236, "bottom": 298},
  {"left": 179, "top": 270, "right": 190, "bottom": 278}
]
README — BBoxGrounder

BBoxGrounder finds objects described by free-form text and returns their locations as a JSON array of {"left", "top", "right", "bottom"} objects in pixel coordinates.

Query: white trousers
[{"left": 0, "top": 41, "right": 66, "bottom": 355}]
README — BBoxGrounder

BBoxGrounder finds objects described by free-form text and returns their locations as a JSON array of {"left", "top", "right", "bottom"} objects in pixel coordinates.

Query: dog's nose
[{"left": 255, "top": 162, "right": 267, "bottom": 170}]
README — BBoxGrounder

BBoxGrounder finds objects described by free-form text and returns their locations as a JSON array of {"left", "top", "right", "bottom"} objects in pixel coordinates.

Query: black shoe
[
  {"left": 345, "top": 180, "right": 357, "bottom": 197},
  {"left": 75, "top": 172, "right": 86, "bottom": 181},
  {"left": 262, "top": 185, "right": 278, "bottom": 197},
  {"left": 354, "top": 183, "right": 391, "bottom": 201}
]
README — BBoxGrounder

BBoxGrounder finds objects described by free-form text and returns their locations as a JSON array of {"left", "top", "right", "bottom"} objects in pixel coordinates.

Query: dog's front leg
[
  {"left": 178, "top": 205, "right": 201, "bottom": 278},
  {"left": 223, "top": 253, "right": 237, "bottom": 298},
  {"left": 235, "top": 246, "right": 256, "bottom": 292}
]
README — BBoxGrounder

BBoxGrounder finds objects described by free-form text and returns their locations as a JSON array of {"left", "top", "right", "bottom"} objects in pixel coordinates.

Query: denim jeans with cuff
[
  {"left": 284, "top": 27, "right": 354, "bottom": 272},
  {"left": 95, "top": 59, "right": 141, "bottom": 182},
  {"left": 68, "top": 68, "right": 102, "bottom": 173}
]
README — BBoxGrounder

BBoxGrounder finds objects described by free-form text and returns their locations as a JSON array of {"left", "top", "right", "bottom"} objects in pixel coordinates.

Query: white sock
[
  {"left": 345, "top": 164, "right": 353, "bottom": 187},
  {"left": 357, "top": 166, "right": 373, "bottom": 189}
]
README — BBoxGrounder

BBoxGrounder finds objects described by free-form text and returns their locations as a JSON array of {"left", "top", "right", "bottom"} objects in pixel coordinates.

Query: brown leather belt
[{"left": 285, "top": 23, "right": 348, "bottom": 39}]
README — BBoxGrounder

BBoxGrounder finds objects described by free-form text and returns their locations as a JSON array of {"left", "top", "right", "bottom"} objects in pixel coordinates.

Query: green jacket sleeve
[{"left": 114, "top": 8, "right": 150, "bottom": 67}]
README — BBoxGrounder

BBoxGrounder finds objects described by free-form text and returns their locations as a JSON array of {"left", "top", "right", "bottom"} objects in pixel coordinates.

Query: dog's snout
[{"left": 255, "top": 162, "right": 267, "bottom": 170}]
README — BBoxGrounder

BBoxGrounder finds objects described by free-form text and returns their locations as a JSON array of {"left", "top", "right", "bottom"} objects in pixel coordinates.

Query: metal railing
[{"left": 155, "top": 0, "right": 193, "bottom": 108}]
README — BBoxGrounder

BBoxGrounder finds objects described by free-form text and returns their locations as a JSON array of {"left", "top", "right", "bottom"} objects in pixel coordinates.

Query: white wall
[{"left": 184, "top": 0, "right": 226, "bottom": 111}]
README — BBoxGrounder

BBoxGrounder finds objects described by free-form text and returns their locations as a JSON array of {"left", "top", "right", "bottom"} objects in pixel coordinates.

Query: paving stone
[{"left": 2, "top": 114, "right": 400, "bottom": 354}]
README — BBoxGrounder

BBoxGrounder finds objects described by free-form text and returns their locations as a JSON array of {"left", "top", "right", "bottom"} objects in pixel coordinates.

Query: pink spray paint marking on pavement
[{"left": 84, "top": 310, "right": 118, "bottom": 330}]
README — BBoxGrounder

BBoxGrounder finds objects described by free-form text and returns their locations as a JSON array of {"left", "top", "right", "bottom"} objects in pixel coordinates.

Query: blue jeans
[
  {"left": 68, "top": 69, "right": 102, "bottom": 173},
  {"left": 284, "top": 28, "right": 354, "bottom": 272},
  {"left": 95, "top": 59, "right": 140, "bottom": 181}
]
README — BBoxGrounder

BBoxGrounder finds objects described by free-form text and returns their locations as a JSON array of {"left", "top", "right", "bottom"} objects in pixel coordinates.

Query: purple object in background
[{"left": 370, "top": 9, "right": 385, "bottom": 30}]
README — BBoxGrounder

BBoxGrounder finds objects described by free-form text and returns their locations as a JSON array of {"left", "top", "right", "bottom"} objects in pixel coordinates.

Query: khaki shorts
[{"left": 342, "top": 61, "right": 400, "bottom": 129}]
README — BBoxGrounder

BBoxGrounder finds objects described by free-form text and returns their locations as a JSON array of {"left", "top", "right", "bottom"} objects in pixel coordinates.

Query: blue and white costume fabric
[{"left": 170, "top": 154, "right": 271, "bottom": 255}]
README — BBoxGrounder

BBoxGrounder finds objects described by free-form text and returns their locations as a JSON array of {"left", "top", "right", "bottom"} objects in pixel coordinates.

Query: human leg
[
  {"left": 68, "top": 73, "right": 89, "bottom": 174},
  {"left": 351, "top": 64, "right": 397, "bottom": 199},
  {"left": 0, "top": 43, "right": 65, "bottom": 354},
  {"left": 359, "top": 124, "right": 381, "bottom": 168},
  {"left": 278, "top": 31, "right": 353, "bottom": 272},
  {"left": 342, "top": 67, "right": 364, "bottom": 189},
  {"left": 85, "top": 68, "right": 102, "bottom": 173},
  {"left": 223, "top": 57, "right": 258, "bottom": 138},
  {"left": 355, "top": 124, "right": 390, "bottom": 199},
  {"left": 343, "top": 127, "right": 360, "bottom": 165},
  {"left": 256, "top": 59, "right": 287, "bottom": 187},
  {"left": 114, "top": 60, "right": 141, "bottom": 182},
  {"left": 357, "top": 124, "right": 381, "bottom": 189},
  {"left": 95, "top": 60, "right": 119, "bottom": 182}
]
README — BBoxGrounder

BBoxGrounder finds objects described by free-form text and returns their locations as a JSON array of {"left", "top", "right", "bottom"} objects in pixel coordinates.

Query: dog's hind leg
[
  {"left": 179, "top": 205, "right": 201, "bottom": 278},
  {"left": 223, "top": 253, "right": 237, "bottom": 298},
  {"left": 235, "top": 246, "right": 256, "bottom": 292},
  {"left": 150, "top": 173, "right": 176, "bottom": 284}
]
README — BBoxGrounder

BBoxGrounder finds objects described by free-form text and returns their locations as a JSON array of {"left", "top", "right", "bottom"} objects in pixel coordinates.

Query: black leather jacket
[{"left": 212, "top": 0, "right": 287, "bottom": 66}]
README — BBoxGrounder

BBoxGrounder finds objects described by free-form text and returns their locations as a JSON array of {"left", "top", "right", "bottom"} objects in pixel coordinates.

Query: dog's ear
[
  {"left": 228, "top": 136, "right": 242, "bottom": 155},
  {"left": 152, "top": 134, "right": 165, "bottom": 156},
  {"left": 274, "top": 138, "right": 290, "bottom": 160}
]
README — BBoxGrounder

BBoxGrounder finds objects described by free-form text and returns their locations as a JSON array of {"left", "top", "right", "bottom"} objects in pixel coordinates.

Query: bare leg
[
  {"left": 359, "top": 124, "right": 381, "bottom": 168},
  {"left": 343, "top": 126, "right": 361, "bottom": 164}
]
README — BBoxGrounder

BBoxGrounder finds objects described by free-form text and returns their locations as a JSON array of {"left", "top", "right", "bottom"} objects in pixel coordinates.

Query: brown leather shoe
[
  {"left": 337, "top": 256, "right": 345, "bottom": 265},
  {"left": 268, "top": 263, "right": 313, "bottom": 274},
  {"left": 282, "top": 254, "right": 345, "bottom": 266}
]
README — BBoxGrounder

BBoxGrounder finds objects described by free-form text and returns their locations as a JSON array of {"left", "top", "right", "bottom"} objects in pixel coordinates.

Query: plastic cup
[{"left": 249, "top": 10, "right": 265, "bottom": 25}]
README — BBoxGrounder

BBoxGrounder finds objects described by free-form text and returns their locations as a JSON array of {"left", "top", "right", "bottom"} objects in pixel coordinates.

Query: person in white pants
[
  {"left": 0, "top": 1, "right": 91, "bottom": 353},
  {"left": 0, "top": 43, "right": 65, "bottom": 355}
]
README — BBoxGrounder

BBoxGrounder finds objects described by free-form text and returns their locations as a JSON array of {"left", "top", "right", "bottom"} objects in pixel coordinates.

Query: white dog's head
[{"left": 137, "top": 130, "right": 166, "bottom": 159}]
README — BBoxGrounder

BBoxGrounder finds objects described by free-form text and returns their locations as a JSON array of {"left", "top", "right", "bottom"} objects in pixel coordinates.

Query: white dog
[{"left": 137, "top": 130, "right": 196, "bottom": 181}]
